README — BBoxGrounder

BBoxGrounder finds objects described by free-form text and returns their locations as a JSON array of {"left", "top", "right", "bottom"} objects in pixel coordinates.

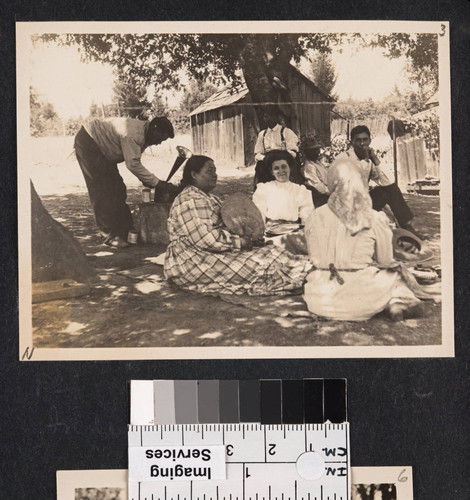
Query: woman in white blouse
[{"left": 253, "top": 150, "right": 314, "bottom": 254}]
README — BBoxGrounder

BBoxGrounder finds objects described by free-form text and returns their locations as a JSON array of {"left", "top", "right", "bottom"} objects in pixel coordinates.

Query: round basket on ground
[{"left": 411, "top": 266, "right": 439, "bottom": 285}]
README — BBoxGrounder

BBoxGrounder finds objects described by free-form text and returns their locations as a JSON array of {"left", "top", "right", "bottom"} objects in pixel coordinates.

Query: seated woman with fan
[
  {"left": 252, "top": 150, "right": 314, "bottom": 254},
  {"left": 164, "top": 155, "right": 313, "bottom": 296}
]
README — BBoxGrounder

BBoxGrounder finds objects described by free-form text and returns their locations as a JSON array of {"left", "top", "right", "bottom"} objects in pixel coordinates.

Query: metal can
[
  {"left": 127, "top": 230, "right": 138, "bottom": 245},
  {"left": 142, "top": 187, "right": 151, "bottom": 203}
]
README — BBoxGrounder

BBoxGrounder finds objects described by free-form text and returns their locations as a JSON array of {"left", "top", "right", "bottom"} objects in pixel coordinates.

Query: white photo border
[{"left": 17, "top": 20, "right": 453, "bottom": 361}]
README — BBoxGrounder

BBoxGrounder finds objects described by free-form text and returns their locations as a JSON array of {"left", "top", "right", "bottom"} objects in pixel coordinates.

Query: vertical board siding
[
  {"left": 396, "top": 134, "right": 440, "bottom": 189},
  {"left": 397, "top": 139, "right": 411, "bottom": 188},
  {"left": 191, "top": 69, "right": 334, "bottom": 166}
]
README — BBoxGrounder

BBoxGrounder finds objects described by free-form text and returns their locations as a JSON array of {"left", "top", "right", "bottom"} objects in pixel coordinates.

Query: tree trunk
[
  {"left": 31, "top": 182, "right": 95, "bottom": 283},
  {"left": 240, "top": 35, "right": 278, "bottom": 130},
  {"left": 240, "top": 34, "right": 298, "bottom": 131}
]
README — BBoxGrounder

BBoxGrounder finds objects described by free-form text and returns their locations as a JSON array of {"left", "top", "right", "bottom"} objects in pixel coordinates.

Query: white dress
[
  {"left": 303, "top": 206, "right": 420, "bottom": 321},
  {"left": 252, "top": 181, "right": 314, "bottom": 255},
  {"left": 252, "top": 181, "right": 314, "bottom": 222}
]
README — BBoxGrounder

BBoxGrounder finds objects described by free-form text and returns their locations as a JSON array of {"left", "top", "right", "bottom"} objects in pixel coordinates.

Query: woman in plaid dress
[{"left": 164, "top": 156, "right": 313, "bottom": 295}]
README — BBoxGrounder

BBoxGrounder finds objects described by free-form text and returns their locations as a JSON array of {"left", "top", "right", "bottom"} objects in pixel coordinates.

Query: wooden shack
[{"left": 189, "top": 64, "right": 335, "bottom": 167}]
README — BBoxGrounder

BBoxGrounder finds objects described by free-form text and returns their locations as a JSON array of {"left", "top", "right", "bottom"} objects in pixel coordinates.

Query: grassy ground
[{"left": 29, "top": 137, "right": 443, "bottom": 350}]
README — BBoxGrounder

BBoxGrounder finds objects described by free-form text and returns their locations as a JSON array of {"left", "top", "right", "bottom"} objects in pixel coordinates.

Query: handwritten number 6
[{"left": 398, "top": 468, "right": 408, "bottom": 482}]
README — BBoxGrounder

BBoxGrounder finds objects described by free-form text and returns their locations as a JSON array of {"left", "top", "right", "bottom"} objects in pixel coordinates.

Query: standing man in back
[
  {"left": 74, "top": 116, "right": 175, "bottom": 248},
  {"left": 253, "top": 109, "right": 301, "bottom": 187}
]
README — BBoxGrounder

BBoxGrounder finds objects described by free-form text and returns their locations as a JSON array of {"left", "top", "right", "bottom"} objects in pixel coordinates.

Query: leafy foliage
[
  {"left": 34, "top": 32, "right": 438, "bottom": 94},
  {"left": 334, "top": 97, "right": 380, "bottom": 121},
  {"left": 403, "top": 66, "right": 437, "bottom": 114},
  {"left": 34, "top": 32, "right": 439, "bottom": 132},
  {"left": 34, "top": 34, "right": 336, "bottom": 97},
  {"left": 403, "top": 108, "right": 440, "bottom": 156},
  {"left": 320, "top": 135, "right": 351, "bottom": 163},
  {"left": 320, "top": 134, "right": 391, "bottom": 164},
  {"left": 180, "top": 79, "right": 218, "bottom": 115},
  {"left": 370, "top": 33, "right": 438, "bottom": 106},
  {"left": 112, "top": 69, "right": 149, "bottom": 118},
  {"left": 63, "top": 117, "right": 83, "bottom": 136},
  {"left": 30, "top": 86, "right": 63, "bottom": 136},
  {"left": 307, "top": 51, "right": 338, "bottom": 97},
  {"left": 370, "top": 33, "right": 438, "bottom": 77},
  {"left": 174, "top": 79, "right": 218, "bottom": 132},
  {"left": 332, "top": 80, "right": 437, "bottom": 130},
  {"left": 34, "top": 34, "right": 245, "bottom": 93}
]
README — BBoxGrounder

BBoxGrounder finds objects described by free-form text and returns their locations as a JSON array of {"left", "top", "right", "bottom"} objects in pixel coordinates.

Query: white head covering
[{"left": 327, "top": 158, "right": 374, "bottom": 235}]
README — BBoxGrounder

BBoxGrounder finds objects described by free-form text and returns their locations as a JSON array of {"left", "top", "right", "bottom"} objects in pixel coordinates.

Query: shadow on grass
[{"left": 34, "top": 186, "right": 443, "bottom": 350}]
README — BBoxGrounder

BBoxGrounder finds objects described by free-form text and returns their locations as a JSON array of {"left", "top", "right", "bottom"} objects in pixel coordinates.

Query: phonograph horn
[{"left": 166, "top": 145, "right": 193, "bottom": 182}]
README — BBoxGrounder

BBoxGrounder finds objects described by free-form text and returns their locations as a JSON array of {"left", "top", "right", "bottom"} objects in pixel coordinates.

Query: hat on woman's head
[
  {"left": 300, "top": 136, "right": 323, "bottom": 151},
  {"left": 392, "top": 228, "right": 433, "bottom": 262}
]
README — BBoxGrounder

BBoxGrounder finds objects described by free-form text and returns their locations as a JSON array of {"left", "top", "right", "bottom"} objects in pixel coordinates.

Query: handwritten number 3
[{"left": 440, "top": 24, "right": 446, "bottom": 37}]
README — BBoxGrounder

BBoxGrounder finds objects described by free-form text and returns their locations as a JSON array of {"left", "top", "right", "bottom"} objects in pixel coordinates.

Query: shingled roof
[
  {"left": 189, "top": 64, "right": 335, "bottom": 116},
  {"left": 189, "top": 85, "right": 250, "bottom": 116}
]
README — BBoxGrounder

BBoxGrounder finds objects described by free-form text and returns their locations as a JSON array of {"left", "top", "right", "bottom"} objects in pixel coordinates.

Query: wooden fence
[
  {"left": 331, "top": 116, "right": 391, "bottom": 138},
  {"left": 396, "top": 133, "right": 440, "bottom": 189}
]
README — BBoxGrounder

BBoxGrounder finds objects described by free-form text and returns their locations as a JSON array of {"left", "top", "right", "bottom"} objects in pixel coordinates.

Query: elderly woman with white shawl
[{"left": 303, "top": 158, "right": 423, "bottom": 321}]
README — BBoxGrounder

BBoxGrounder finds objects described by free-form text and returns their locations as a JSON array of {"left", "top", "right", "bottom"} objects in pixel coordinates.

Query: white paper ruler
[{"left": 128, "top": 423, "right": 350, "bottom": 500}]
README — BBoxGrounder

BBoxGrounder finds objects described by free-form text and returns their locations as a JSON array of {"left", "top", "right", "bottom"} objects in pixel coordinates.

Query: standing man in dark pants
[
  {"left": 74, "top": 116, "right": 175, "bottom": 248},
  {"left": 336, "top": 125, "right": 424, "bottom": 238}
]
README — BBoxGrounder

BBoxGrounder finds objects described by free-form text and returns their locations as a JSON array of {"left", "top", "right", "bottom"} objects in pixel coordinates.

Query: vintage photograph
[
  {"left": 17, "top": 21, "right": 453, "bottom": 360},
  {"left": 351, "top": 467, "right": 413, "bottom": 500},
  {"left": 57, "top": 467, "right": 413, "bottom": 500},
  {"left": 57, "top": 470, "right": 127, "bottom": 500},
  {"left": 75, "top": 488, "right": 124, "bottom": 500},
  {"left": 353, "top": 484, "right": 397, "bottom": 500}
]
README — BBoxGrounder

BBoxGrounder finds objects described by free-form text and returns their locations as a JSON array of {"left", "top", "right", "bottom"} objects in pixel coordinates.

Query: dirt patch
[{"left": 32, "top": 169, "right": 443, "bottom": 351}]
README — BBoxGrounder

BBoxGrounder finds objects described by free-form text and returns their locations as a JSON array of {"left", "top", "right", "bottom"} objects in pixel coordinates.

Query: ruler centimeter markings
[{"left": 129, "top": 423, "right": 349, "bottom": 500}]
